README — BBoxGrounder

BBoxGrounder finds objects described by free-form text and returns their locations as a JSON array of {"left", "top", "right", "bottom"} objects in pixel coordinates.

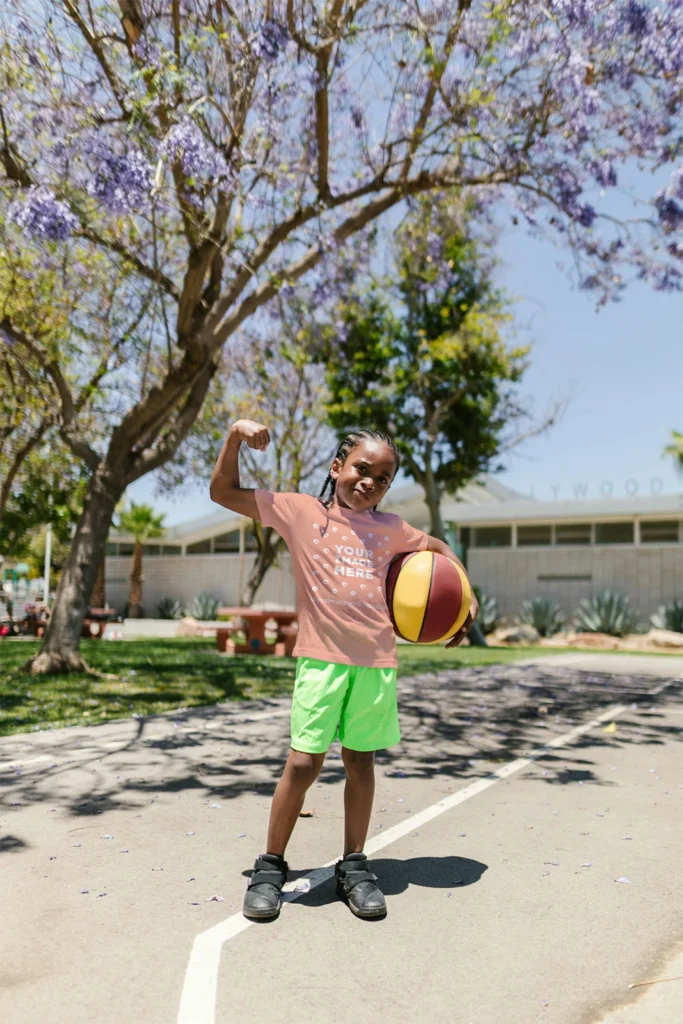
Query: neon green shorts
[{"left": 290, "top": 657, "right": 401, "bottom": 754}]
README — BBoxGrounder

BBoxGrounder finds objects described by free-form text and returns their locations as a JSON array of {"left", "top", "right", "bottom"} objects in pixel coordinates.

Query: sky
[{"left": 129, "top": 173, "right": 683, "bottom": 525}]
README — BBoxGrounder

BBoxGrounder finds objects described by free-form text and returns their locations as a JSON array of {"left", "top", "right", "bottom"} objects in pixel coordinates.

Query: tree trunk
[
  {"left": 240, "top": 529, "right": 284, "bottom": 606},
  {"left": 92, "top": 553, "right": 106, "bottom": 608},
  {"left": 128, "top": 542, "right": 143, "bottom": 617},
  {"left": 23, "top": 467, "right": 124, "bottom": 674},
  {"left": 423, "top": 451, "right": 487, "bottom": 646}
]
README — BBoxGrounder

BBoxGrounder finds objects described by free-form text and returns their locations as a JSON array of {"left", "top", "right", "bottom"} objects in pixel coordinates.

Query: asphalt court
[{"left": 1, "top": 653, "right": 682, "bottom": 1024}]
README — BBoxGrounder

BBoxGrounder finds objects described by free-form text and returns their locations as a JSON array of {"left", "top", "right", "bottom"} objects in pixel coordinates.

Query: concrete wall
[
  {"left": 468, "top": 545, "right": 683, "bottom": 621},
  {"left": 104, "top": 552, "right": 296, "bottom": 615}
]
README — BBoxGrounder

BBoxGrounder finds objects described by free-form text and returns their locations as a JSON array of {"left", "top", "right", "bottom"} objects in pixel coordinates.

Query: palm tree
[
  {"left": 116, "top": 502, "right": 165, "bottom": 618},
  {"left": 664, "top": 430, "right": 683, "bottom": 473}
]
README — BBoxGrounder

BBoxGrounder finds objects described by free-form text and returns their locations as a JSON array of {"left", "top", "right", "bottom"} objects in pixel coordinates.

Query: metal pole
[
  {"left": 238, "top": 520, "right": 246, "bottom": 604},
  {"left": 43, "top": 523, "right": 52, "bottom": 605}
]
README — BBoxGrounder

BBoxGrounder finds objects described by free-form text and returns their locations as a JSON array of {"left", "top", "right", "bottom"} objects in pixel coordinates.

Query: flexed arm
[{"left": 209, "top": 419, "right": 271, "bottom": 519}]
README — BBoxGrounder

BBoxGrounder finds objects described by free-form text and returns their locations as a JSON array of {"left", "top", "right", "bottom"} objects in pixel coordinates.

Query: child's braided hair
[{"left": 318, "top": 429, "right": 400, "bottom": 512}]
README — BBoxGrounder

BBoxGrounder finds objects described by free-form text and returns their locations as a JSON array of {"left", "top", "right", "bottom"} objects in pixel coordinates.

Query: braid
[{"left": 318, "top": 429, "right": 401, "bottom": 512}]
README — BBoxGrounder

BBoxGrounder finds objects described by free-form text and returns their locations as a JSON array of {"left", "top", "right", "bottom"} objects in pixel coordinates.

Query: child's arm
[
  {"left": 424, "top": 534, "right": 479, "bottom": 647},
  {"left": 209, "top": 419, "right": 271, "bottom": 518}
]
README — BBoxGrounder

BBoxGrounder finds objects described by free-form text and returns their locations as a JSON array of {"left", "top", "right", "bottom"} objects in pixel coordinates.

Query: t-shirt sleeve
[
  {"left": 253, "top": 489, "right": 303, "bottom": 542},
  {"left": 394, "top": 515, "right": 430, "bottom": 553}
]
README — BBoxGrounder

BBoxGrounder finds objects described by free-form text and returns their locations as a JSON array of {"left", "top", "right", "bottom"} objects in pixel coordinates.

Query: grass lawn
[{"left": 0, "top": 638, "right": 549, "bottom": 738}]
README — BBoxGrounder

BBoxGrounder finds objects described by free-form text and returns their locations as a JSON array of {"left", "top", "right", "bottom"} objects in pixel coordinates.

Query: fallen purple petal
[
  {"left": 206, "top": 894, "right": 224, "bottom": 902},
  {"left": 615, "top": 876, "right": 632, "bottom": 884},
  {"left": 101, "top": 834, "right": 113, "bottom": 839},
  {"left": 79, "top": 888, "right": 89, "bottom": 894},
  {"left": 186, "top": 831, "right": 195, "bottom": 836},
  {"left": 236, "top": 833, "right": 246, "bottom": 838}
]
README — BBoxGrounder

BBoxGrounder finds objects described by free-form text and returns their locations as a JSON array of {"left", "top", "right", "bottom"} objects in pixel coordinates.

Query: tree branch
[
  {"left": 62, "top": 0, "right": 129, "bottom": 116},
  {"left": 126, "top": 359, "right": 218, "bottom": 481},
  {"left": 0, "top": 418, "right": 51, "bottom": 525}
]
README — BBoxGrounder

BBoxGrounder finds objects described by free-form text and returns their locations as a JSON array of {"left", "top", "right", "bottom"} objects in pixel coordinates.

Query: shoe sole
[{"left": 242, "top": 903, "right": 281, "bottom": 920}]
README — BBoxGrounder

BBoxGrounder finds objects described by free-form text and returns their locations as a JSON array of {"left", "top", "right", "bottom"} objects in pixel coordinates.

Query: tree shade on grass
[{"left": 1, "top": 638, "right": 559, "bottom": 737}]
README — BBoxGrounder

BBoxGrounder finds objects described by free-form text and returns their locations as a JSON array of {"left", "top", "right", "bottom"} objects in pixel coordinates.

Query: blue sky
[{"left": 130, "top": 173, "right": 683, "bottom": 525}]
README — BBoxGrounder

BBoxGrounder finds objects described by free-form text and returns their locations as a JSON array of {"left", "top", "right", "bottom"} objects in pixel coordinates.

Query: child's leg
[
  {"left": 265, "top": 748, "right": 326, "bottom": 857},
  {"left": 340, "top": 747, "right": 375, "bottom": 856}
]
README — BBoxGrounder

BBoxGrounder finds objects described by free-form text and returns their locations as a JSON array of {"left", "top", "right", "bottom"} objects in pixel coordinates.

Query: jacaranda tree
[{"left": 0, "top": 0, "right": 681, "bottom": 671}]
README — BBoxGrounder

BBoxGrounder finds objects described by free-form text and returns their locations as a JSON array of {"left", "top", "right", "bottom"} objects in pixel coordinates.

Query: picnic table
[{"left": 216, "top": 607, "right": 298, "bottom": 657}]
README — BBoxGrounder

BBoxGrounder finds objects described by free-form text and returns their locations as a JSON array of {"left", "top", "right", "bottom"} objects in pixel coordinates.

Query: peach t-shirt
[{"left": 254, "top": 490, "right": 430, "bottom": 668}]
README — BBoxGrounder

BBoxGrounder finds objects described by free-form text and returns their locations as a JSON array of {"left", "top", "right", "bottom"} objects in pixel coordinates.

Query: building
[{"left": 105, "top": 480, "right": 683, "bottom": 622}]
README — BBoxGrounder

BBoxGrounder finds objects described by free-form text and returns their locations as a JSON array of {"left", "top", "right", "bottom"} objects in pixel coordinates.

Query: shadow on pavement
[{"left": 1, "top": 663, "right": 682, "bottom": 824}]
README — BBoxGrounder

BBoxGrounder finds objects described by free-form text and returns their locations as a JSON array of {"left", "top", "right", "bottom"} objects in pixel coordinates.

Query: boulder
[
  {"left": 569, "top": 632, "right": 620, "bottom": 649},
  {"left": 490, "top": 624, "right": 540, "bottom": 645},
  {"left": 647, "top": 628, "right": 683, "bottom": 649},
  {"left": 175, "top": 616, "right": 202, "bottom": 637}
]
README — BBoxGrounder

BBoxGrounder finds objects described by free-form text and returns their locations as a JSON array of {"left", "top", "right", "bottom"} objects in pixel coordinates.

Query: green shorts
[{"left": 290, "top": 657, "right": 401, "bottom": 754}]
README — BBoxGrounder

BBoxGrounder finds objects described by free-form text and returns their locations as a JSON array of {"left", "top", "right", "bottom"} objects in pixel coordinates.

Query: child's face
[{"left": 330, "top": 440, "right": 398, "bottom": 511}]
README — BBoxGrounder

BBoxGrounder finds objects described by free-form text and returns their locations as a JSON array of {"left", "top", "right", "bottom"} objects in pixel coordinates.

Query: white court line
[{"left": 178, "top": 686, "right": 683, "bottom": 1024}]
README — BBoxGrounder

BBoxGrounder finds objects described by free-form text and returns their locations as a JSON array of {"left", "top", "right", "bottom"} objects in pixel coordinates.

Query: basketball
[{"left": 385, "top": 550, "right": 472, "bottom": 644}]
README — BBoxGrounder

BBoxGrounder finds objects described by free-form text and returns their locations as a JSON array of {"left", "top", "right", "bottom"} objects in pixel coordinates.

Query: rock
[
  {"left": 647, "top": 628, "right": 683, "bottom": 649},
  {"left": 570, "top": 632, "right": 620, "bottom": 649},
  {"left": 175, "top": 616, "right": 202, "bottom": 637},
  {"left": 490, "top": 624, "right": 540, "bottom": 645}
]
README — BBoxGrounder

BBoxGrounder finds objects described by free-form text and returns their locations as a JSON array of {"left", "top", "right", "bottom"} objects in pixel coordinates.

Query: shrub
[
  {"left": 573, "top": 590, "right": 637, "bottom": 637},
  {"left": 186, "top": 592, "right": 221, "bottom": 620},
  {"left": 650, "top": 600, "right": 683, "bottom": 633},
  {"left": 517, "top": 597, "right": 565, "bottom": 637},
  {"left": 157, "top": 598, "right": 184, "bottom": 620},
  {"left": 472, "top": 587, "right": 500, "bottom": 634}
]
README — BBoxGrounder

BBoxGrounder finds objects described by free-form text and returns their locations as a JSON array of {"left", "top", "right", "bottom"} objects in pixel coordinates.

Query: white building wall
[
  {"left": 105, "top": 552, "right": 296, "bottom": 615},
  {"left": 105, "top": 544, "right": 683, "bottom": 623},
  {"left": 468, "top": 545, "right": 683, "bottom": 621}
]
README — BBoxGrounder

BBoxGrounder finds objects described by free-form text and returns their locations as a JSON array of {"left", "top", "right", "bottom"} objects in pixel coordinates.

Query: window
[
  {"left": 594, "top": 521, "right": 634, "bottom": 545},
  {"left": 143, "top": 544, "right": 160, "bottom": 556},
  {"left": 555, "top": 523, "right": 592, "bottom": 545},
  {"left": 640, "top": 520, "right": 680, "bottom": 543},
  {"left": 517, "top": 525, "right": 552, "bottom": 546},
  {"left": 186, "top": 539, "right": 212, "bottom": 554},
  {"left": 105, "top": 543, "right": 118, "bottom": 556},
  {"left": 472, "top": 526, "right": 512, "bottom": 548},
  {"left": 161, "top": 545, "right": 181, "bottom": 556},
  {"left": 213, "top": 531, "right": 240, "bottom": 553},
  {"left": 118, "top": 543, "right": 134, "bottom": 556},
  {"left": 459, "top": 527, "right": 471, "bottom": 546}
]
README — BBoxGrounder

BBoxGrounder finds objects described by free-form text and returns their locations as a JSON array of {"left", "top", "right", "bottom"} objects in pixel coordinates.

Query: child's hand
[
  {"left": 230, "top": 419, "right": 271, "bottom": 452},
  {"left": 445, "top": 592, "right": 479, "bottom": 648}
]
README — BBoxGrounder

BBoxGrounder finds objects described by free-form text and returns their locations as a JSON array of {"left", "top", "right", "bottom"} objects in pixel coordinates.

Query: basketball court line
[{"left": 176, "top": 674, "right": 680, "bottom": 1024}]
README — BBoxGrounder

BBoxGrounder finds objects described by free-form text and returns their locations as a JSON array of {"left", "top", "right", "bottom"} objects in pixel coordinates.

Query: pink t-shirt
[{"left": 254, "top": 490, "right": 430, "bottom": 668}]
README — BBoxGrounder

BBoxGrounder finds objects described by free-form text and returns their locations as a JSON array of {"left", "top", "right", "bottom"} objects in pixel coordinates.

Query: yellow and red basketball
[{"left": 385, "top": 550, "right": 472, "bottom": 644}]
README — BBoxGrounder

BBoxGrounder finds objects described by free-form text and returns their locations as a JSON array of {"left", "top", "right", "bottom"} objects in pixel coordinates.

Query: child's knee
[
  {"left": 288, "top": 749, "right": 324, "bottom": 784},
  {"left": 341, "top": 747, "right": 375, "bottom": 776}
]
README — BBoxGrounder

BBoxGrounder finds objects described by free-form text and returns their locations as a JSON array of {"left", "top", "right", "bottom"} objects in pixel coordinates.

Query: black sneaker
[
  {"left": 243, "top": 853, "right": 289, "bottom": 920},
  {"left": 334, "top": 852, "right": 387, "bottom": 918}
]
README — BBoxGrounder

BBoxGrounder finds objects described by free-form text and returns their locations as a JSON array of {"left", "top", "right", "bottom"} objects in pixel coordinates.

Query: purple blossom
[
  {"left": 252, "top": 20, "right": 288, "bottom": 63},
  {"left": 623, "top": 1, "right": 649, "bottom": 40},
  {"left": 162, "top": 120, "right": 230, "bottom": 185},
  {"left": 9, "top": 186, "right": 78, "bottom": 242},
  {"left": 86, "top": 144, "right": 153, "bottom": 213},
  {"left": 655, "top": 195, "right": 683, "bottom": 234},
  {"left": 588, "top": 158, "right": 617, "bottom": 189}
]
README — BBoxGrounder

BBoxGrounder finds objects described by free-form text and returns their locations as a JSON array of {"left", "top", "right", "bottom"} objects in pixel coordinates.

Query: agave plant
[
  {"left": 186, "top": 592, "right": 222, "bottom": 621},
  {"left": 650, "top": 600, "right": 683, "bottom": 633},
  {"left": 157, "top": 597, "right": 184, "bottom": 620},
  {"left": 517, "top": 597, "right": 565, "bottom": 637},
  {"left": 573, "top": 590, "right": 637, "bottom": 637},
  {"left": 472, "top": 587, "right": 500, "bottom": 635}
]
